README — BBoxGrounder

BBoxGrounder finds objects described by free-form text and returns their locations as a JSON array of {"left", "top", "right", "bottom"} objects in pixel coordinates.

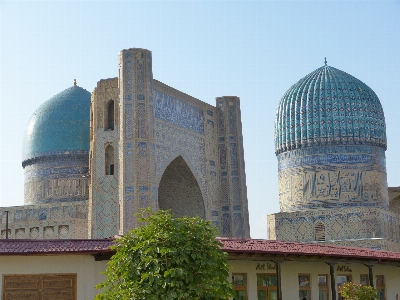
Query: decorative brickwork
[{"left": 4, "top": 47, "right": 251, "bottom": 240}]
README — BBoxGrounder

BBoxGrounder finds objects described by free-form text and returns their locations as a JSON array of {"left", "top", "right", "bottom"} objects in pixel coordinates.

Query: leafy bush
[
  {"left": 339, "top": 281, "right": 377, "bottom": 300},
  {"left": 95, "top": 209, "right": 235, "bottom": 300}
]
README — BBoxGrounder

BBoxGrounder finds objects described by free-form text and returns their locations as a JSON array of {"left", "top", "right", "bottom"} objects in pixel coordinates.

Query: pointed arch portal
[{"left": 158, "top": 156, "right": 205, "bottom": 219}]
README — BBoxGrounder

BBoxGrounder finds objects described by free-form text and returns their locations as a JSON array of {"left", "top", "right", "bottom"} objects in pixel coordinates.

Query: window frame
[
  {"left": 232, "top": 273, "right": 247, "bottom": 300},
  {"left": 337, "top": 274, "right": 352, "bottom": 300},
  {"left": 318, "top": 274, "right": 329, "bottom": 300},
  {"left": 298, "top": 273, "right": 311, "bottom": 300},
  {"left": 375, "top": 275, "right": 385, "bottom": 300},
  {"left": 256, "top": 273, "right": 277, "bottom": 300},
  {"left": 360, "top": 274, "right": 369, "bottom": 286}
]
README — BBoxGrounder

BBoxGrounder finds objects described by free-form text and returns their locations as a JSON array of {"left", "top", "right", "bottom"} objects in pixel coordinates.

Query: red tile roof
[
  {"left": 0, "top": 239, "right": 114, "bottom": 255},
  {"left": 218, "top": 238, "right": 400, "bottom": 262},
  {"left": 1, "top": 238, "right": 400, "bottom": 263}
]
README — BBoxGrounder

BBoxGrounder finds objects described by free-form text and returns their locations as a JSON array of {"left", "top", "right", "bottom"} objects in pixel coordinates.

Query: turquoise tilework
[{"left": 23, "top": 85, "right": 91, "bottom": 160}]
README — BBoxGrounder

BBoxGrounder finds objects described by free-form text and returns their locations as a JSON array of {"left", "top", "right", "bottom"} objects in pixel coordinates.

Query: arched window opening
[
  {"left": 90, "top": 111, "right": 94, "bottom": 140},
  {"left": 314, "top": 221, "right": 326, "bottom": 242},
  {"left": 105, "top": 144, "right": 114, "bottom": 175},
  {"left": 107, "top": 100, "right": 114, "bottom": 130}
]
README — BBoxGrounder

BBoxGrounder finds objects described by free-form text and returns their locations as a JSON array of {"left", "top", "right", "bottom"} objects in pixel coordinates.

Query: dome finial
[
  {"left": 324, "top": 57, "right": 327, "bottom": 66},
  {"left": 74, "top": 79, "right": 77, "bottom": 86}
]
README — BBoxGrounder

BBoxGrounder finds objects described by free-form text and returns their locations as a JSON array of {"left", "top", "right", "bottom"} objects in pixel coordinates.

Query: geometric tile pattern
[
  {"left": 0, "top": 201, "right": 88, "bottom": 239},
  {"left": 274, "top": 64, "right": 386, "bottom": 155},
  {"left": 268, "top": 206, "right": 400, "bottom": 247},
  {"left": 216, "top": 97, "right": 250, "bottom": 238},
  {"left": 118, "top": 48, "right": 157, "bottom": 232}
]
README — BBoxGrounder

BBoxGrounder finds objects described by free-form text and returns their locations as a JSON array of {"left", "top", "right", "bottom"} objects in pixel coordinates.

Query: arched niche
[
  {"left": 105, "top": 144, "right": 114, "bottom": 175},
  {"left": 158, "top": 156, "right": 205, "bottom": 219},
  {"left": 105, "top": 100, "right": 114, "bottom": 130}
]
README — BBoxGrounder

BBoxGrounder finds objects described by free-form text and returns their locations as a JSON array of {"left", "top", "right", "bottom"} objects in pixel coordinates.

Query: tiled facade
[
  {"left": 269, "top": 64, "right": 400, "bottom": 251},
  {"left": 0, "top": 202, "right": 88, "bottom": 239},
  {"left": 0, "top": 47, "right": 250, "bottom": 239}
]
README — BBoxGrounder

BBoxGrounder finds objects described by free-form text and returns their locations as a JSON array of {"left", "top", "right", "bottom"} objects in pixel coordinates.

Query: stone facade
[{"left": 0, "top": 47, "right": 250, "bottom": 239}]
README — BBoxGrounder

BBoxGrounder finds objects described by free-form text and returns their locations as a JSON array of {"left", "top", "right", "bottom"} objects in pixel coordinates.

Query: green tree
[
  {"left": 339, "top": 282, "right": 377, "bottom": 300},
  {"left": 95, "top": 209, "right": 235, "bottom": 300}
]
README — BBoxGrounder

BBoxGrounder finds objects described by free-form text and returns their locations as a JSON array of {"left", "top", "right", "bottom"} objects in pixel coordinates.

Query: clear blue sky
[{"left": 1, "top": 0, "right": 399, "bottom": 239}]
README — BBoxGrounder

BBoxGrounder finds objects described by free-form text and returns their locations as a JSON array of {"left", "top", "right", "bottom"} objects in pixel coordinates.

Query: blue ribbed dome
[
  {"left": 22, "top": 85, "right": 91, "bottom": 161},
  {"left": 274, "top": 65, "right": 386, "bottom": 154}
]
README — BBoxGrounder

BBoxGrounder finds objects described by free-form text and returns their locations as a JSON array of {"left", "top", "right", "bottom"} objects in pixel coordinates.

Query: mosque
[{"left": 1, "top": 48, "right": 400, "bottom": 251}]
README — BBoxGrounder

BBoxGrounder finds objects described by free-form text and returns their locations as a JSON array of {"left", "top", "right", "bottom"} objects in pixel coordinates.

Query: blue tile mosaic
[
  {"left": 154, "top": 89, "right": 204, "bottom": 135},
  {"left": 139, "top": 186, "right": 148, "bottom": 192},
  {"left": 22, "top": 86, "right": 91, "bottom": 160},
  {"left": 275, "top": 65, "right": 387, "bottom": 155},
  {"left": 125, "top": 186, "right": 134, "bottom": 193}
]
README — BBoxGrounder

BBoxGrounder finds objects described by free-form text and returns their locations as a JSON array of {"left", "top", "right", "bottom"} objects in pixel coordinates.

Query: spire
[
  {"left": 74, "top": 79, "right": 77, "bottom": 86},
  {"left": 324, "top": 57, "right": 327, "bottom": 66}
]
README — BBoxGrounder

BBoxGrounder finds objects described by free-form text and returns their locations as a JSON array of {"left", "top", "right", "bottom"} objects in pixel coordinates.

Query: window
[
  {"left": 106, "top": 100, "right": 114, "bottom": 130},
  {"left": 105, "top": 144, "right": 114, "bottom": 175},
  {"left": 376, "top": 275, "right": 385, "bottom": 300},
  {"left": 360, "top": 274, "right": 369, "bottom": 286},
  {"left": 298, "top": 274, "right": 311, "bottom": 300},
  {"left": 337, "top": 275, "right": 352, "bottom": 300},
  {"left": 232, "top": 273, "right": 247, "bottom": 300},
  {"left": 318, "top": 274, "right": 329, "bottom": 300},
  {"left": 3, "top": 274, "right": 76, "bottom": 299},
  {"left": 315, "top": 220, "right": 326, "bottom": 241},
  {"left": 257, "top": 274, "right": 277, "bottom": 300}
]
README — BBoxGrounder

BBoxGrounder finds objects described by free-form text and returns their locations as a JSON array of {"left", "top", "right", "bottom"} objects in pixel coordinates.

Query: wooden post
[
  {"left": 326, "top": 262, "right": 336, "bottom": 300},
  {"left": 5, "top": 211, "right": 9, "bottom": 239},
  {"left": 365, "top": 264, "right": 374, "bottom": 287},
  {"left": 275, "top": 261, "right": 282, "bottom": 300}
]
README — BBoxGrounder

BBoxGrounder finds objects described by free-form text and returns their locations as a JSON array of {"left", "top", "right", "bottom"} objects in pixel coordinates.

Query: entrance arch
[{"left": 158, "top": 156, "right": 205, "bottom": 218}]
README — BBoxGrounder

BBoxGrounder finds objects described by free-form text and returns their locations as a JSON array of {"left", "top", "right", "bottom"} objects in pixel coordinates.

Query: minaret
[
  {"left": 118, "top": 48, "right": 157, "bottom": 233},
  {"left": 88, "top": 77, "right": 119, "bottom": 238},
  {"left": 216, "top": 96, "right": 250, "bottom": 238}
]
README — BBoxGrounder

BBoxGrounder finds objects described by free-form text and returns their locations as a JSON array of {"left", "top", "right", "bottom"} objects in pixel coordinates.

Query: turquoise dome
[
  {"left": 22, "top": 85, "right": 91, "bottom": 161},
  {"left": 274, "top": 64, "right": 386, "bottom": 154}
]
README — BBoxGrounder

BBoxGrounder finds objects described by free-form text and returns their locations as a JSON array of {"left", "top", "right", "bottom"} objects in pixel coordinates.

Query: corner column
[
  {"left": 118, "top": 48, "right": 157, "bottom": 233},
  {"left": 216, "top": 96, "right": 250, "bottom": 238}
]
